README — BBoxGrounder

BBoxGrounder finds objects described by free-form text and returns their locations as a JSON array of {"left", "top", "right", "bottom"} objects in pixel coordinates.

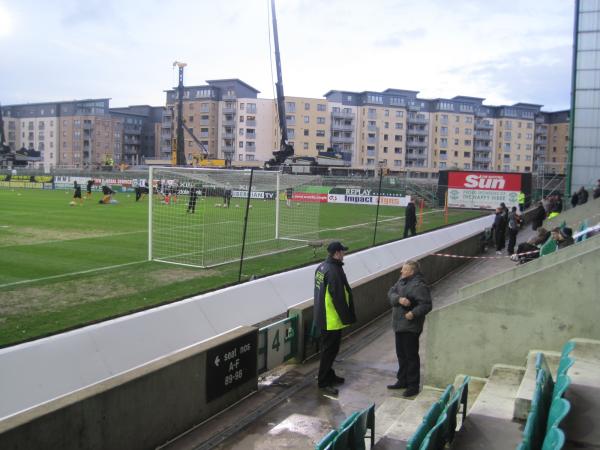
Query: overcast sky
[{"left": 0, "top": 0, "right": 574, "bottom": 111}]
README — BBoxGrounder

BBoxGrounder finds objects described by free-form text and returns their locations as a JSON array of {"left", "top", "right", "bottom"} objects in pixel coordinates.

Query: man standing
[
  {"left": 72, "top": 181, "right": 83, "bottom": 205},
  {"left": 387, "top": 260, "right": 432, "bottom": 397},
  {"left": 403, "top": 197, "right": 417, "bottom": 238},
  {"left": 314, "top": 241, "right": 356, "bottom": 396},
  {"left": 86, "top": 179, "right": 94, "bottom": 200},
  {"left": 187, "top": 185, "right": 198, "bottom": 213},
  {"left": 518, "top": 191, "right": 525, "bottom": 213},
  {"left": 507, "top": 206, "right": 520, "bottom": 255},
  {"left": 493, "top": 206, "right": 506, "bottom": 254}
]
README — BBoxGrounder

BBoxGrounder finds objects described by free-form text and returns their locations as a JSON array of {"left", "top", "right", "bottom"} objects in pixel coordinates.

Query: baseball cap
[{"left": 327, "top": 241, "right": 348, "bottom": 254}]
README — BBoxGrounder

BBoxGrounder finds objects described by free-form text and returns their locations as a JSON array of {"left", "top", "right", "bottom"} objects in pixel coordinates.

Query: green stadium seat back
[
  {"left": 315, "top": 430, "right": 337, "bottom": 450},
  {"left": 557, "top": 356, "right": 574, "bottom": 377},
  {"left": 546, "top": 398, "right": 571, "bottom": 432},
  {"left": 338, "top": 412, "right": 359, "bottom": 431},
  {"left": 559, "top": 221, "right": 566, "bottom": 229},
  {"left": 350, "top": 405, "right": 374, "bottom": 450},
  {"left": 443, "top": 377, "right": 469, "bottom": 445},
  {"left": 406, "top": 402, "right": 442, "bottom": 450},
  {"left": 539, "top": 238, "right": 557, "bottom": 256},
  {"left": 576, "top": 220, "right": 588, "bottom": 242},
  {"left": 332, "top": 423, "right": 352, "bottom": 450},
  {"left": 521, "top": 409, "right": 537, "bottom": 450},
  {"left": 536, "top": 353, "right": 551, "bottom": 378},
  {"left": 561, "top": 341, "right": 575, "bottom": 359},
  {"left": 541, "top": 426, "right": 565, "bottom": 450},
  {"left": 437, "top": 384, "right": 454, "bottom": 407},
  {"left": 552, "top": 375, "right": 571, "bottom": 400},
  {"left": 419, "top": 412, "right": 448, "bottom": 450}
]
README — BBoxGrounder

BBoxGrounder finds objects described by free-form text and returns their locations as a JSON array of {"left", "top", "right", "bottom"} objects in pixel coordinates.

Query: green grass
[{"left": 0, "top": 188, "right": 484, "bottom": 347}]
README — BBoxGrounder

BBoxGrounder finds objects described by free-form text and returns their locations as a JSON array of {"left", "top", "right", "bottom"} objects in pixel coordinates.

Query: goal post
[{"left": 147, "top": 167, "right": 321, "bottom": 268}]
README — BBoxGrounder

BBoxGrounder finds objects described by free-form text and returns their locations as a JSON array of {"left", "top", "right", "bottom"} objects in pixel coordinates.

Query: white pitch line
[{"left": 0, "top": 260, "right": 148, "bottom": 289}]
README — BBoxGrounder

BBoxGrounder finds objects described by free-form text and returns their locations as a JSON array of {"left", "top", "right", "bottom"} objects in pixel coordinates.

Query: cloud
[{"left": 60, "top": 0, "right": 117, "bottom": 27}]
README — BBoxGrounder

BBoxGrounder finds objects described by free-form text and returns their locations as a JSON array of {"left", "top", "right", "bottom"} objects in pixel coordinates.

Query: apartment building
[
  {"left": 110, "top": 105, "right": 165, "bottom": 163},
  {"left": 282, "top": 96, "right": 330, "bottom": 159},
  {"left": 544, "top": 111, "right": 570, "bottom": 175},
  {"left": 494, "top": 104, "right": 538, "bottom": 173},
  {"left": 164, "top": 79, "right": 268, "bottom": 165}
]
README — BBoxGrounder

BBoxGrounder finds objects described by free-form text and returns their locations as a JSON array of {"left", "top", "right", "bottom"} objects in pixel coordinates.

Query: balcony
[
  {"left": 535, "top": 116, "right": 546, "bottom": 124},
  {"left": 407, "top": 128, "right": 428, "bottom": 136},
  {"left": 406, "top": 153, "right": 427, "bottom": 161},
  {"left": 222, "top": 94, "right": 236, "bottom": 100},
  {"left": 222, "top": 144, "right": 235, "bottom": 153},
  {"left": 407, "top": 140, "right": 427, "bottom": 148},
  {"left": 222, "top": 119, "right": 235, "bottom": 126},
  {"left": 199, "top": 119, "right": 210, "bottom": 126},
  {"left": 536, "top": 125, "right": 548, "bottom": 133},
  {"left": 407, "top": 115, "right": 428, "bottom": 124},
  {"left": 223, "top": 106, "right": 236, "bottom": 114},
  {"left": 223, "top": 132, "right": 235, "bottom": 139},
  {"left": 83, "top": 122, "right": 93, "bottom": 130},
  {"left": 367, "top": 137, "right": 377, "bottom": 144},
  {"left": 331, "top": 110, "right": 355, "bottom": 119},
  {"left": 331, "top": 123, "right": 353, "bottom": 131},
  {"left": 246, "top": 133, "right": 256, "bottom": 140},
  {"left": 367, "top": 125, "right": 378, "bottom": 132},
  {"left": 331, "top": 135, "right": 354, "bottom": 144},
  {"left": 474, "top": 155, "right": 492, "bottom": 163},
  {"left": 535, "top": 137, "right": 547, "bottom": 145},
  {"left": 474, "top": 131, "right": 491, "bottom": 139},
  {"left": 245, "top": 120, "right": 257, "bottom": 127},
  {"left": 474, "top": 144, "right": 492, "bottom": 152},
  {"left": 475, "top": 121, "right": 493, "bottom": 130}
]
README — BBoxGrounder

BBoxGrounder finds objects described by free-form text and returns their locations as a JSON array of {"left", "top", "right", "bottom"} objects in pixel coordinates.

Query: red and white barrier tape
[{"left": 432, "top": 249, "right": 540, "bottom": 260}]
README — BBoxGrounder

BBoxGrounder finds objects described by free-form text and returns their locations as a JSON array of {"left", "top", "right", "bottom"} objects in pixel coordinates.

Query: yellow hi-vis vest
[
  {"left": 518, "top": 192, "right": 525, "bottom": 204},
  {"left": 325, "top": 285, "right": 351, "bottom": 331}
]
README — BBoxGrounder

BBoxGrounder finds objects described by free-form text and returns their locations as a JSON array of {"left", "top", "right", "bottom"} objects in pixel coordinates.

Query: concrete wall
[
  {"left": 0, "top": 327, "right": 258, "bottom": 450},
  {"left": 425, "top": 236, "right": 600, "bottom": 387},
  {"left": 290, "top": 232, "right": 484, "bottom": 361}
]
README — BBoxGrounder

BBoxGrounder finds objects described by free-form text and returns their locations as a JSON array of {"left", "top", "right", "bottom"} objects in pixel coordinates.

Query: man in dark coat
[
  {"left": 531, "top": 201, "right": 546, "bottom": 231},
  {"left": 493, "top": 207, "right": 506, "bottom": 254},
  {"left": 578, "top": 187, "right": 589, "bottom": 205},
  {"left": 593, "top": 180, "right": 600, "bottom": 200},
  {"left": 403, "top": 197, "right": 417, "bottom": 238},
  {"left": 187, "top": 185, "right": 198, "bottom": 213},
  {"left": 313, "top": 241, "right": 357, "bottom": 396},
  {"left": 387, "top": 260, "right": 432, "bottom": 397}
]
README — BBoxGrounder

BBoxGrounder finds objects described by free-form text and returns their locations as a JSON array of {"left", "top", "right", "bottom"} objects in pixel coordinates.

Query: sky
[{"left": 0, "top": 0, "right": 574, "bottom": 111}]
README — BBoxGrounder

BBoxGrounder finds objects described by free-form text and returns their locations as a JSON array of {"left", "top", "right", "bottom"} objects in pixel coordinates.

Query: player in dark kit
[
  {"left": 187, "top": 186, "right": 199, "bottom": 213},
  {"left": 72, "top": 182, "right": 83, "bottom": 205},
  {"left": 223, "top": 187, "right": 232, "bottom": 207},
  {"left": 86, "top": 179, "right": 94, "bottom": 200}
]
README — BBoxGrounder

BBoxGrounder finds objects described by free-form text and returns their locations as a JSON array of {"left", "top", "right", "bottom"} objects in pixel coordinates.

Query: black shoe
[
  {"left": 319, "top": 385, "right": 339, "bottom": 396},
  {"left": 403, "top": 387, "right": 420, "bottom": 398},
  {"left": 387, "top": 381, "right": 407, "bottom": 390},
  {"left": 332, "top": 375, "right": 345, "bottom": 385}
]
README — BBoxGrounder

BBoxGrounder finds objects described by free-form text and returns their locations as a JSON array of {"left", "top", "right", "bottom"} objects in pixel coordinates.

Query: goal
[{"left": 148, "top": 167, "right": 321, "bottom": 268}]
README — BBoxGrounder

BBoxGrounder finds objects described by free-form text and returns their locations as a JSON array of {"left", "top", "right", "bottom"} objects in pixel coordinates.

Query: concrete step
[
  {"left": 373, "top": 396, "right": 412, "bottom": 442},
  {"left": 513, "top": 350, "right": 561, "bottom": 420},
  {"left": 451, "top": 364, "right": 526, "bottom": 450},
  {"left": 452, "top": 374, "right": 487, "bottom": 415},
  {"left": 571, "top": 338, "right": 600, "bottom": 364},
  {"left": 373, "top": 386, "right": 444, "bottom": 449}
]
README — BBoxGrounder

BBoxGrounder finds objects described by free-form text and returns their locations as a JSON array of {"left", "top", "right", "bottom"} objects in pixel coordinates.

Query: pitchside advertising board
[
  {"left": 326, "top": 188, "right": 411, "bottom": 207},
  {"left": 437, "top": 170, "right": 532, "bottom": 210}
]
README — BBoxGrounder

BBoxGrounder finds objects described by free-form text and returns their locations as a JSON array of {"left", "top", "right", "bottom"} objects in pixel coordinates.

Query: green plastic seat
[
  {"left": 576, "top": 220, "right": 588, "bottom": 242},
  {"left": 557, "top": 356, "right": 574, "bottom": 377},
  {"left": 419, "top": 412, "right": 448, "bottom": 450},
  {"left": 539, "top": 238, "right": 558, "bottom": 256},
  {"left": 349, "top": 403, "right": 375, "bottom": 450},
  {"left": 552, "top": 375, "right": 571, "bottom": 400},
  {"left": 338, "top": 412, "right": 359, "bottom": 431},
  {"left": 520, "top": 408, "right": 538, "bottom": 450},
  {"left": 437, "top": 384, "right": 454, "bottom": 407},
  {"left": 541, "top": 426, "right": 565, "bottom": 450},
  {"left": 561, "top": 341, "right": 576, "bottom": 358},
  {"left": 315, "top": 430, "right": 337, "bottom": 450},
  {"left": 442, "top": 376, "right": 470, "bottom": 444},
  {"left": 332, "top": 423, "right": 352, "bottom": 450},
  {"left": 546, "top": 398, "right": 570, "bottom": 432},
  {"left": 406, "top": 402, "right": 442, "bottom": 450}
]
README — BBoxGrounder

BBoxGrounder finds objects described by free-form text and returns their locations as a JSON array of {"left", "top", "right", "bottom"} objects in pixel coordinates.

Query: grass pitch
[{"left": 0, "top": 188, "right": 484, "bottom": 347}]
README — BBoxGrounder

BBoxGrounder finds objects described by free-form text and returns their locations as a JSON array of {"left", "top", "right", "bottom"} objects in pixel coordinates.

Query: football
[{"left": 69, "top": 201, "right": 76, "bottom": 206}]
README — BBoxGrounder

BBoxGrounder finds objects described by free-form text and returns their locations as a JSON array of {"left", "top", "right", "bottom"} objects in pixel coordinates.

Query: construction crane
[
  {"left": 171, "top": 61, "right": 211, "bottom": 166},
  {"left": 264, "top": 0, "right": 346, "bottom": 174}
]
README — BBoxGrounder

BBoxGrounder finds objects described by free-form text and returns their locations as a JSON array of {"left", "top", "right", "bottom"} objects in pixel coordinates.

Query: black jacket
[
  {"left": 387, "top": 273, "right": 432, "bottom": 334},
  {"left": 493, "top": 212, "right": 506, "bottom": 234},
  {"left": 531, "top": 205, "right": 546, "bottom": 230},
  {"left": 405, "top": 202, "right": 417, "bottom": 226},
  {"left": 313, "top": 257, "right": 356, "bottom": 331}
]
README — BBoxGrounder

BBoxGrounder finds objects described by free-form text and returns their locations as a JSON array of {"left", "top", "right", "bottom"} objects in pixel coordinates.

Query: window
[
  {"left": 454, "top": 139, "right": 459, "bottom": 145},
  {"left": 384, "top": 109, "right": 389, "bottom": 117},
  {"left": 504, "top": 143, "right": 511, "bottom": 151},
  {"left": 287, "top": 129, "right": 295, "bottom": 138},
  {"left": 464, "top": 152, "right": 471, "bottom": 157},
  {"left": 395, "top": 135, "right": 402, "bottom": 142},
  {"left": 303, "top": 116, "right": 310, "bottom": 124},
  {"left": 394, "top": 147, "right": 402, "bottom": 154},
  {"left": 464, "top": 140, "right": 472, "bottom": 146},
  {"left": 384, "top": 122, "right": 389, "bottom": 129},
  {"left": 317, "top": 117, "right": 326, "bottom": 124},
  {"left": 465, "top": 116, "right": 473, "bottom": 123},
  {"left": 395, "top": 123, "right": 403, "bottom": 129},
  {"left": 240, "top": 103, "right": 245, "bottom": 110},
  {"left": 303, "top": 142, "right": 309, "bottom": 150},
  {"left": 304, "top": 129, "right": 309, "bottom": 136},
  {"left": 384, "top": 134, "right": 389, "bottom": 141},
  {"left": 245, "top": 154, "right": 255, "bottom": 161},
  {"left": 526, "top": 133, "right": 533, "bottom": 140},
  {"left": 285, "top": 102, "right": 296, "bottom": 112},
  {"left": 465, "top": 128, "right": 472, "bottom": 135},
  {"left": 383, "top": 147, "right": 388, "bottom": 153},
  {"left": 441, "top": 126, "right": 448, "bottom": 136},
  {"left": 316, "top": 143, "right": 325, "bottom": 151},
  {"left": 440, "top": 138, "right": 448, "bottom": 147},
  {"left": 464, "top": 163, "right": 471, "bottom": 169},
  {"left": 239, "top": 154, "right": 244, "bottom": 161},
  {"left": 394, "top": 160, "right": 402, "bottom": 166},
  {"left": 239, "top": 142, "right": 244, "bottom": 148},
  {"left": 246, "top": 103, "right": 257, "bottom": 113},
  {"left": 304, "top": 103, "right": 310, "bottom": 110},
  {"left": 505, "top": 131, "right": 512, "bottom": 140},
  {"left": 316, "top": 129, "right": 325, "bottom": 137},
  {"left": 455, "top": 127, "right": 460, "bottom": 134},
  {"left": 317, "top": 104, "right": 326, "bottom": 111},
  {"left": 455, "top": 115, "right": 460, "bottom": 122},
  {"left": 367, "top": 94, "right": 383, "bottom": 104}
]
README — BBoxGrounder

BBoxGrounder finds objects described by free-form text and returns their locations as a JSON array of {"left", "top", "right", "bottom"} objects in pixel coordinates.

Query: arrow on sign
[{"left": 214, "top": 356, "right": 221, "bottom": 367}]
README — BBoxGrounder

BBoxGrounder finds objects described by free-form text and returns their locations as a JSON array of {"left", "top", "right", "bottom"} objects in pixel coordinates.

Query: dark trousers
[
  {"left": 395, "top": 331, "right": 421, "bottom": 389},
  {"left": 403, "top": 222, "right": 417, "bottom": 238},
  {"left": 507, "top": 228, "right": 518, "bottom": 254},
  {"left": 495, "top": 230, "right": 506, "bottom": 251},
  {"left": 187, "top": 199, "right": 197, "bottom": 213},
  {"left": 318, "top": 329, "right": 342, "bottom": 387}
]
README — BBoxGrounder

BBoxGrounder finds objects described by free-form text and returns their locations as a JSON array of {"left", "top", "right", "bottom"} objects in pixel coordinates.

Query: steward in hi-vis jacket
[{"left": 313, "top": 241, "right": 356, "bottom": 396}]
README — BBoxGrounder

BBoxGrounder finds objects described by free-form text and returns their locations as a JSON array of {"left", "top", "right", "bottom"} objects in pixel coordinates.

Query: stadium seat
[
  {"left": 539, "top": 238, "right": 558, "bottom": 257},
  {"left": 552, "top": 375, "right": 571, "bottom": 401},
  {"left": 338, "top": 412, "right": 359, "bottom": 431},
  {"left": 576, "top": 220, "right": 588, "bottom": 242},
  {"left": 546, "top": 398, "right": 571, "bottom": 432},
  {"left": 315, "top": 430, "right": 337, "bottom": 450},
  {"left": 541, "top": 426, "right": 565, "bottom": 450},
  {"left": 437, "top": 384, "right": 454, "bottom": 407},
  {"left": 349, "top": 403, "right": 375, "bottom": 450},
  {"left": 406, "top": 402, "right": 443, "bottom": 450},
  {"left": 561, "top": 341, "right": 576, "bottom": 359},
  {"left": 443, "top": 376, "right": 470, "bottom": 443},
  {"left": 331, "top": 422, "right": 353, "bottom": 449},
  {"left": 419, "top": 411, "right": 448, "bottom": 450},
  {"left": 557, "top": 356, "right": 574, "bottom": 377}
]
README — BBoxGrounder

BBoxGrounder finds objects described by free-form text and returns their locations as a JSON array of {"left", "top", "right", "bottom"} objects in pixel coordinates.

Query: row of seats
[
  {"left": 517, "top": 341, "right": 574, "bottom": 450},
  {"left": 315, "top": 403, "right": 375, "bottom": 450},
  {"left": 406, "top": 376, "right": 470, "bottom": 450}
]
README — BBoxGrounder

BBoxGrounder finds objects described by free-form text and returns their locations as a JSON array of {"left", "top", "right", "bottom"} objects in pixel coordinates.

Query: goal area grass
[{"left": 0, "top": 188, "right": 485, "bottom": 347}]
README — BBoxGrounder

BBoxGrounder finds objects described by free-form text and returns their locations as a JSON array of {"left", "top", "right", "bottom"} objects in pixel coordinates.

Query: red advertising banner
[
  {"left": 292, "top": 192, "right": 328, "bottom": 203},
  {"left": 448, "top": 172, "right": 522, "bottom": 191}
]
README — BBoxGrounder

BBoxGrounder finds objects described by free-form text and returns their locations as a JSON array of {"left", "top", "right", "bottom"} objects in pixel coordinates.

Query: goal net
[{"left": 148, "top": 167, "right": 321, "bottom": 268}]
